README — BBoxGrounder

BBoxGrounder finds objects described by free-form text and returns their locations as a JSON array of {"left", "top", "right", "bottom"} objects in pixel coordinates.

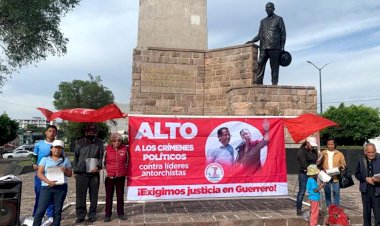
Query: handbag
[{"left": 339, "top": 168, "right": 354, "bottom": 188}]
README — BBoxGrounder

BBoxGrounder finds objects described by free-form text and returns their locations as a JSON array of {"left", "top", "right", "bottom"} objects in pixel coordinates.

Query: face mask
[{"left": 86, "top": 135, "right": 96, "bottom": 142}]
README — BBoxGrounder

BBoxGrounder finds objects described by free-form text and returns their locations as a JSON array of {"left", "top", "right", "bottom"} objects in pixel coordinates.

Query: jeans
[
  {"left": 324, "top": 180, "right": 340, "bottom": 206},
  {"left": 105, "top": 177, "right": 126, "bottom": 217},
  {"left": 296, "top": 173, "right": 308, "bottom": 210},
  {"left": 33, "top": 184, "right": 68, "bottom": 226},
  {"left": 33, "top": 175, "right": 54, "bottom": 217}
]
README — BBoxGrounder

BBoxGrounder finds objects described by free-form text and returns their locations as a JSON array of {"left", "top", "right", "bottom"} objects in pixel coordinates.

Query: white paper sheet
[
  {"left": 85, "top": 158, "right": 98, "bottom": 173},
  {"left": 318, "top": 170, "right": 332, "bottom": 183},
  {"left": 326, "top": 167, "right": 340, "bottom": 176},
  {"left": 46, "top": 167, "right": 64, "bottom": 185}
]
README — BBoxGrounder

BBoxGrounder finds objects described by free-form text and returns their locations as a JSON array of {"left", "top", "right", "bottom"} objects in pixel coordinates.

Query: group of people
[
  {"left": 29, "top": 122, "right": 380, "bottom": 226},
  {"left": 296, "top": 136, "right": 380, "bottom": 226},
  {"left": 206, "top": 119, "right": 270, "bottom": 174},
  {"left": 31, "top": 124, "right": 129, "bottom": 225}
]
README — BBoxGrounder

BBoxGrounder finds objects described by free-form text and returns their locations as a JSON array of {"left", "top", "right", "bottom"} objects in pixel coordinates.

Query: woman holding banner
[
  {"left": 296, "top": 136, "right": 319, "bottom": 216},
  {"left": 103, "top": 133, "right": 129, "bottom": 222}
]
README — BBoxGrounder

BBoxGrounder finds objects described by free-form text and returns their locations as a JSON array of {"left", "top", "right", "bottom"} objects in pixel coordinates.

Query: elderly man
[
  {"left": 246, "top": 2, "right": 286, "bottom": 85},
  {"left": 355, "top": 143, "right": 380, "bottom": 226},
  {"left": 234, "top": 120, "right": 270, "bottom": 173}
]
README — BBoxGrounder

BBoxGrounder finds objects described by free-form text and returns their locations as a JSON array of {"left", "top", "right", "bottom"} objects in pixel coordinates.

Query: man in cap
[
  {"left": 246, "top": 2, "right": 286, "bottom": 85},
  {"left": 296, "top": 136, "right": 319, "bottom": 215},
  {"left": 72, "top": 124, "right": 104, "bottom": 223}
]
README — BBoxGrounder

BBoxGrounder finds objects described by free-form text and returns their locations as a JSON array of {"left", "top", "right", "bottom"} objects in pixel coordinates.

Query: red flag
[
  {"left": 37, "top": 104, "right": 127, "bottom": 122},
  {"left": 283, "top": 113, "right": 337, "bottom": 143}
]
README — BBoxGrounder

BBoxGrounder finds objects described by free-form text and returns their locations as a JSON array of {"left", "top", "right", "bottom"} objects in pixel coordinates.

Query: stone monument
[
  {"left": 130, "top": 0, "right": 317, "bottom": 118},
  {"left": 137, "top": 0, "right": 207, "bottom": 50}
]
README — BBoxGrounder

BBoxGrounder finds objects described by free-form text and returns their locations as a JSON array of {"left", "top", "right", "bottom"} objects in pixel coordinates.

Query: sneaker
[
  {"left": 41, "top": 217, "right": 53, "bottom": 226},
  {"left": 104, "top": 216, "right": 111, "bottom": 222},
  {"left": 296, "top": 209, "right": 302, "bottom": 216},
  {"left": 119, "top": 215, "right": 127, "bottom": 221}
]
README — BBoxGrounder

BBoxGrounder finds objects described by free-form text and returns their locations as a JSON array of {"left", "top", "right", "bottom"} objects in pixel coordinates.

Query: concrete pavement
[{"left": 10, "top": 172, "right": 365, "bottom": 226}]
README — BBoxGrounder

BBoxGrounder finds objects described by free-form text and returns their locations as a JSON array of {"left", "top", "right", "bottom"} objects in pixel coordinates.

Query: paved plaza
[{"left": 12, "top": 173, "right": 365, "bottom": 226}]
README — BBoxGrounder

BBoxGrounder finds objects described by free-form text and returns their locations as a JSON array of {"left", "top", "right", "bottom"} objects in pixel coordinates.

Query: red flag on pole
[
  {"left": 283, "top": 113, "right": 337, "bottom": 143},
  {"left": 37, "top": 104, "right": 127, "bottom": 122}
]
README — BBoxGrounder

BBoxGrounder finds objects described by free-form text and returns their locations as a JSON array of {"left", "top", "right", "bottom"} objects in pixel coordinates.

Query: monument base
[
  {"left": 130, "top": 45, "right": 317, "bottom": 117},
  {"left": 227, "top": 85, "right": 317, "bottom": 116}
]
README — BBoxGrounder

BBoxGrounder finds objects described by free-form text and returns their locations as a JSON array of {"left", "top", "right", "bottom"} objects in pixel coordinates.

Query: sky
[{"left": 1, "top": 0, "right": 380, "bottom": 119}]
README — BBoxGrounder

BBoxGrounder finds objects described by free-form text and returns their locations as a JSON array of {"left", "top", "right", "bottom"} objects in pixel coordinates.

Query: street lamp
[{"left": 307, "top": 61, "right": 329, "bottom": 115}]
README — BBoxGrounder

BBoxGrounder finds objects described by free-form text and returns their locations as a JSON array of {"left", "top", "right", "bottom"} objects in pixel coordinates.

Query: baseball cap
[
  {"left": 306, "top": 136, "right": 318, "bottom": 147},
  {"left": 85, "top": 124, "right": 98, "bottom": 132},
  {"left": 51, "top": 140, "right": 65, "bottom": 148}
]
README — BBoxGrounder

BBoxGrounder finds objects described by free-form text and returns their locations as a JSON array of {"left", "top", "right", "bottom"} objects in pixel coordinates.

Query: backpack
[{"left": 325, "top": 204, "right": 349, "bottom": 226}]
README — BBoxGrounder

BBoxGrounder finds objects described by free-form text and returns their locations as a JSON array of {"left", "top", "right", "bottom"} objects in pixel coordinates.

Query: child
[{"left": 306, "top": 164, "right": 325, "bottom": 226}]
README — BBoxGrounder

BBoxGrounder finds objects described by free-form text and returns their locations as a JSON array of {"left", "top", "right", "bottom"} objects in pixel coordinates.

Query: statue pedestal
[
  {"left": 226, "top": 85, "right": 317, "bottom": 116},
  {"left": 130, "top": 45, "right": 317, "bottom": 117}
]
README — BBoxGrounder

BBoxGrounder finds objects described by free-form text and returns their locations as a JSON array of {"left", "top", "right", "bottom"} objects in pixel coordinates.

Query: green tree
[
  {"left": 53, "top": 75, "right": 114, "bottom": 142},
  {"left": 54, "top": 75, "right": 114, "bottom": 109},
  {"left": 321, "top": 103, "right": 380, "bottom": 146},
  {"left": 0, "top": 0, "right": 80, "bottom": 89},
  {"left": 0, "top": 113, "right": 18, "bottom": 145}
]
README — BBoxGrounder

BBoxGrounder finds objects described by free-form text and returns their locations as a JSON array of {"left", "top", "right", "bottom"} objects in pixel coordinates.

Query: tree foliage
[
  {"left": 321, "top": 103, "right": 380, "bottom": 146},
  {"left": 0, "top": 113, "right": 18, "bottom": 145},
  {"left": 0, "top": 0, "right": 80, "bottom": 89},
  {"left": 53, "top": 75, "right": 114, "bottom": 142},
  {"left": 53, "top": 74, "right": 114, "bottom": 110}
]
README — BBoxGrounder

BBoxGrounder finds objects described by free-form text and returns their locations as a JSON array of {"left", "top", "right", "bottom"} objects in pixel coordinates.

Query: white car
[{"left": 2, "top": 145, "right": 35, "bottom": 159}]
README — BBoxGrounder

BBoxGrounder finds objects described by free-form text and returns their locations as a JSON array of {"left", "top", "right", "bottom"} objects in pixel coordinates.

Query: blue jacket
[{"left": 355, "top": 153, "right": 380, "bottom": 195}]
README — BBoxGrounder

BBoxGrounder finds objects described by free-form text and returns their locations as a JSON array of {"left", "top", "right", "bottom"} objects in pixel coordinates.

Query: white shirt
[
  {"left": 207, "top": 144, "right": 234, "bottom": 167},
  {"left": 327, "top": 150, "right": 335, "bottom": 169}
]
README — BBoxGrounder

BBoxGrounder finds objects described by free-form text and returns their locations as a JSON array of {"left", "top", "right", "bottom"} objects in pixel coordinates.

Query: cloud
[{"left": 1, "top": 0, "right": 380, "bottom": 118}]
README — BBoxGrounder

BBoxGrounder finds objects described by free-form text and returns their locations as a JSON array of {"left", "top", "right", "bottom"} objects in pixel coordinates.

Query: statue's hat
[{"left": 280, "top": 51, "right": 292, "bottom": 67}]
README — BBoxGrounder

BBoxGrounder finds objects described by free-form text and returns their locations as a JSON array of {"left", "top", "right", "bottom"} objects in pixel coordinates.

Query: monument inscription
[{"left": 141, "top": 63, "right": 196, "bottom": 94}]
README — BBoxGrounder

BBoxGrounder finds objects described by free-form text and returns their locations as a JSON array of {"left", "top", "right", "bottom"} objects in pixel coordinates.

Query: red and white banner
[{"left": 127, "top": 115, "right": 288, "bottom": 200}]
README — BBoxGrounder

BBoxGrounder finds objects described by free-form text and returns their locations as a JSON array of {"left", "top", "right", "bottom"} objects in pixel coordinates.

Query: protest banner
[{"left": 127, "top": 115, "right": 287, "bottom": 200}]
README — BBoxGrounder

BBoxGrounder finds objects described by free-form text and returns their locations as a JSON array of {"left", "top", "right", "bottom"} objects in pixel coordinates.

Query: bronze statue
[{"left": 246, "top": 2, "right": 286, "bottom": 85}]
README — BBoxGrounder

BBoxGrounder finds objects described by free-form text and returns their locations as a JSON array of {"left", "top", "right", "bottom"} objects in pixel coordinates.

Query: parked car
[
  {"left": 13, "top": 145, "right": 35, "bottom": 152},
  {"left": 0, "top": 144, "right": 16, "bottom": 155},
  {"left": 2, "top": 145, "right": 35, "bottom": 159},
  {"left": 2, "top": 150, "right": 34, "bottom": 159}
]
